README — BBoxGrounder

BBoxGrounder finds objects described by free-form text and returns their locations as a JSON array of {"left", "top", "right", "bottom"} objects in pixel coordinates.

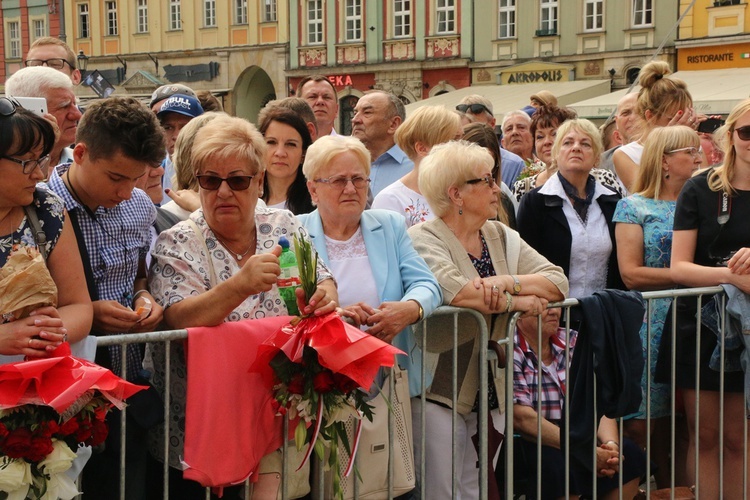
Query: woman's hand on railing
[
  {"left": 512, "top": 295, "right": 549, "bottom": 318},
  {"left": 727, "top": 247, "right": 750, "bottom": 275}
]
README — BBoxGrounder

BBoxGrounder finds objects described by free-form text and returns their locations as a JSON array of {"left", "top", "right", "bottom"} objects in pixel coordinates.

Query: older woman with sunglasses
[
  {"left": 147, "top": 115, "right": 336, "bottom": 497},
  {"left": 666, "top": 98, "right": 750, "bottom": 499},
  {"left": 408, "top": 140, "right": 567, "bottom": 498},
  {"left": 0, "top": 98, "right": 91, "bottom": 357},
  {"left": 298, "top": 135, "right": 442, "bottom": 399}
]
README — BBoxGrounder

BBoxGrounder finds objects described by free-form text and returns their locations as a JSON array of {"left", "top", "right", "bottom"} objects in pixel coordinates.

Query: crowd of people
[{"left": 1, "top": 37, "right": 749, "bottom": 499}]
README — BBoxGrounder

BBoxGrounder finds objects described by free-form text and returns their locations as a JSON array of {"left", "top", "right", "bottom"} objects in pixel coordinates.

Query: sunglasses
[
  {"left": 196, "top": 174, "right": 254, "bottom": 191},
  {"left": 465, "top": 176, "right": 496, "bottom": 188},
  {"left": 735, "top": 126, "right": 750, "bottom": 141},
  {"left": 456, "top": 104, "right": 493, "bottom": 117},
  {"left": 1, "top": 154, "right": 51, "bottom": 174},
  {"left": 25, "top": 58, "right": 74, "bottom": 70},
  {"left": 0, "top": 97, "right": 20, "bottom": 117}
]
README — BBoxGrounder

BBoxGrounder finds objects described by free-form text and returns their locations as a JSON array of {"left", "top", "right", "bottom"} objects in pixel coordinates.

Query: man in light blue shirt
[{"left": 352, "top": 90, "right": 414, "bottom": 196}]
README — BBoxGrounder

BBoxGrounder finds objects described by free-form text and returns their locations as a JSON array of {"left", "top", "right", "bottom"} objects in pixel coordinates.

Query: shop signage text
[{"left": 506, "top": 69, "right": 564, "bottom": 84}]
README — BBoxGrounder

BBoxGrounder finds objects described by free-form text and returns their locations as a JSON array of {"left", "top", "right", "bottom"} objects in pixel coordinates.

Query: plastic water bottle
[{"left": 277, "top": 236, "right": 301, "bottom": 316}]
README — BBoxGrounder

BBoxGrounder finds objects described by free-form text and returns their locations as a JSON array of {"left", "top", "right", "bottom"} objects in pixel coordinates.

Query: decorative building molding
[
  {"left": 384, "top": 40, "right": 415, "bottom": 61},
  {"left": 336, "top": 44, "right": 366, "bottom": 65},
  {"left": 426, "top": 36, "right": 460, "bottom": 58},
  {"left": 299, "top": 47, "right": 327, "bottom": 67}
]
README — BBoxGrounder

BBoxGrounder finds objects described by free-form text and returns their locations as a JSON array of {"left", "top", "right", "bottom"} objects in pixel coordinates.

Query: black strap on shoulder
[
  {"left": 23, "top": 205, "right": 47, "bottom": 261},
  {"left": 718, "top": 191, "right": 731, "bottom": 226},
  {"left": 67, "top": 208, "right": 99, "bottom": 302}
]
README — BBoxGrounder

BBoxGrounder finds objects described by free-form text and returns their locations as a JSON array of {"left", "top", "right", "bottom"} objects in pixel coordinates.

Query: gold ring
[{"left": 28, "top": 338, "right": 33, "bottom": 347}]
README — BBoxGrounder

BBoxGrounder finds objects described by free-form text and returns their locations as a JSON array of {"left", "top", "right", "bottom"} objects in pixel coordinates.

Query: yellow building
[
  {"left": 66, "top": 0, "right": 289, "bottom": 122},
  {"left": 677, "top": 0, "right": 750, "bottom": 71}
]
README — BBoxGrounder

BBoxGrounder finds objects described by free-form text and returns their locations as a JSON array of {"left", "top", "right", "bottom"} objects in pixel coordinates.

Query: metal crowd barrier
[{"left": 88, "top": 286, "right": 742, "bottom": 499}]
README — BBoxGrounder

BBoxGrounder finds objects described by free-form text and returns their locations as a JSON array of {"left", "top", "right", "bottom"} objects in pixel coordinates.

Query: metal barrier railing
[{"left": 88, "top": 285, "right": 741, "bottom": 499}]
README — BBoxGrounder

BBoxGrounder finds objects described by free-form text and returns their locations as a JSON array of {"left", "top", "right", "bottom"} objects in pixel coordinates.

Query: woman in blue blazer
[{"left": 297, "top": 135, "right": 442, "bottom": 397}]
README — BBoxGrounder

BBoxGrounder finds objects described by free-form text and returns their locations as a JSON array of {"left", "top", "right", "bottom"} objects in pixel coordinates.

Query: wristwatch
[{"left": 511, "top": 275, "right": 521, "bottom": 295}]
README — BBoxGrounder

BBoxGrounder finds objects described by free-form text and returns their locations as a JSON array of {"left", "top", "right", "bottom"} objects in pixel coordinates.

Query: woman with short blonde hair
[{"left": 372, "top": 105, "right": 462, "bottom": 226}]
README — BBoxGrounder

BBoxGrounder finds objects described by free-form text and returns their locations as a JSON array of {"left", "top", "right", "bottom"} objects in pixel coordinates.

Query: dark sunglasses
[
  {"left": 466, "top": 176, "right": 496, "bottom": 188},
  {"left": 25, "top": 58, "right": 74, "bottom": 70},
  {"left": 735, "top": 126, "right": 750, "bottom": 141},
  {"left": 0, "top": 97, "right": 20, "bottom": 117},
  {"left": 196, "top": 174, "right": 254, "bottom": 191},
  {"left": 456, "top": 103, "right": 493, "bottom": 117}
]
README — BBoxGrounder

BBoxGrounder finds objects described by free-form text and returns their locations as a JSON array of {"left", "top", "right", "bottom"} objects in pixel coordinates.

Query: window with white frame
[
  {"left": 136, "top": 0, "right": 148, "bottom": 33},
  {"left": 170, "top": 0, "right": 181, "bottom": 30},
  {"left": 106, "top": 1, "right": 118, "bottom": 36},
  {"left": 235, "top": 0, "right": 248, "bottom": 24},
  {"left": 204, "top": 0, "right": 216, "bottom": 27},
  {"left": 436, "top": 0, "right": 455, "bottom": 34},
  {"left": 307, "top": 0, "right": 324, "bottom": 44},
  {"left": 7, "top": 21, "right": 21, "bottom": 58},
  {"left": 632, "top": 0, "right": 652, "bottom": 27},
  {"left": 540, "top": 0, "right": 558, "bottom": 33},
  {"left": 498, "top": 0, "right": 516, "bottom": 38},
  {"left": 393, "top": 0, "right": 411, "bottom": 37},
  {"left": 32, "top": 19, "right": 47, "bottom": 40},
  {"left": 345, "top": 0, "right": 362, "bottom": 41},
  {"left": 264, "top": 0, "right": 277, "bottom": 22},
  {"left": 78, "top": 3, "right": 90, "bottom": 38},
  {"left": 584, "top": 0, "right": 603, "bottom": 31}
]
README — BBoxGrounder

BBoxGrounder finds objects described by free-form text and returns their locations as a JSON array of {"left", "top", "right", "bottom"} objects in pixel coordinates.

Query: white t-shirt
[{"left": 371, "top": 180, "right": 434, "bottom": 227}]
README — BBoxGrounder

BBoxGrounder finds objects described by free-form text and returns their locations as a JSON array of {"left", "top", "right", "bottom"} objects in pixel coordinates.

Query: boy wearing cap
[
  {"left": 157, "top": 93, "right": 204, "bottom": 204},
  {"left": 149, "top": 83, "right": 196, "bottom": 113}
]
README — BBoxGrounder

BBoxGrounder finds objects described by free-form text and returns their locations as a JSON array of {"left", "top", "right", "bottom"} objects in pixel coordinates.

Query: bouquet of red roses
[
  {"left": 251, "top": 236, "right": 403, "bottom": 500},
  {"left": 0, "top": 343, "right": 146, "bottom": 499}
]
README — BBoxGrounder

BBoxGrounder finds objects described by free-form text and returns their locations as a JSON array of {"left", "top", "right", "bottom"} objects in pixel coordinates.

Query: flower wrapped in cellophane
[
  {"left": 251, "top": 236, "right": 403, "bottom": 500},
  {"left": 0, "top": 343, "right": 147, "bottom": 499}
]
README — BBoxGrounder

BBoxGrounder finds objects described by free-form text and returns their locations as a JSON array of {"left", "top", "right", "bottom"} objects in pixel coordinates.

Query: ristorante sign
[{"left": 678, "top": 43, "right": 750, "bottom": 70}]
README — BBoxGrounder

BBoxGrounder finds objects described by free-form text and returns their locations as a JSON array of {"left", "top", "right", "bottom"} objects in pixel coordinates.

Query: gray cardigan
[{"left": 408, "top": 218, "right": 568, "bottom": 414}]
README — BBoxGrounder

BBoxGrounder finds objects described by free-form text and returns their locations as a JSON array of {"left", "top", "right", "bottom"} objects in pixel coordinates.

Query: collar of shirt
[
  {"left": 373, "top": 143, "right": 409, "bottom": 166},
  {"left": 538, "top": 170, "right": 614, "bottom": 201}
]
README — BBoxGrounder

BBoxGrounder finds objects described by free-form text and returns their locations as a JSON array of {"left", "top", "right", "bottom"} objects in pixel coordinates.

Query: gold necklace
[{"left": 215, "top": 232, "right": 255, "bottom": 261}]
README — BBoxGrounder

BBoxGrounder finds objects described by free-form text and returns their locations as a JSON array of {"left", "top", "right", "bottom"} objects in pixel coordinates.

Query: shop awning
[
  {"left": 404, "top": 79, "right": 611, "bottom": 118},
  {"left": 569, "top": 68, "right": 750, "bottom": 120}
]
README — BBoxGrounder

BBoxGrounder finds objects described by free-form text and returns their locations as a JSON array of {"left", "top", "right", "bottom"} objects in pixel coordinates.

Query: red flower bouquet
[
  {"left": 0, "top": 343, "right": 146, "bottom": 499},
  {"left": 251, "top": 236, "right": 403, "bottom": 500}
]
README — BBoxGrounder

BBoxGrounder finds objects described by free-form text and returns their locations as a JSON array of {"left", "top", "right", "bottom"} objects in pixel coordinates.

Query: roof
[
  {"left": 569, "top": 68, "right": 750, "bottom": 120},
  {"left": 404, "top": 79, "right": 611, "bottom": 118}
]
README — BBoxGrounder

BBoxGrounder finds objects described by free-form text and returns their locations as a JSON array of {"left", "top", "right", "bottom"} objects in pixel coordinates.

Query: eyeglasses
[
  {"left": 25, "top": 58, "right": 74, "bottom": 70},
  {"left": 1, "top": 154, "right": 51, "bottom": 174},
  {"left": 314, "top": 175, "right": 370, "bottom": 190},
  {"left": 735, "top": 126, "right": 750, "bottom": 141},
  {"left": 196, "top": 174, "right": 254, "bottom": 191},
  {"left": 666, "top": 146, "right": 703, "bottom": 158},
  {"left": 456, "top": 104, "right": 493, "bottom": 117},
  {"left": 465, "top": 176, "right": 496, "bottom": 188},
  {"left": 0, "top": 97, "right": 20, "bottom": 117}
]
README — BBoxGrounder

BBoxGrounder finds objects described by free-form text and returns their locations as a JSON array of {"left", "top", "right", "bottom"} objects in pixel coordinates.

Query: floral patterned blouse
[
  {"left": 1, "top": 187, "right": 64, "bottom": 324},
  {"left": 512, "top": 168, "right": 626, "bottom": 203},
  {"left": 146, "top": 206, "right": 334, "bottom": 467}
]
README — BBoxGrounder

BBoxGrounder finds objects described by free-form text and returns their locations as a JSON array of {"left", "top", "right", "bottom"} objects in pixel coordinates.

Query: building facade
[
  {"left": 287, "top": 0, "right": 679, "bottom": 132},
  {"left": 676, "top": 0, "right": 750, "bottom": 71}
]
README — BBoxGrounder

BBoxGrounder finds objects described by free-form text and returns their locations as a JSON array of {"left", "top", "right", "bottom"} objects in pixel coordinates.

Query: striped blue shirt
[{"left": 46, "top": 163, "right": 156, "bottom": 380}]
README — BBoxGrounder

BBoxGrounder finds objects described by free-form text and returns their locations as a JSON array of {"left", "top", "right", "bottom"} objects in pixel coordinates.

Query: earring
[
  {"left": 665, "top": 171, "right": 670, "bottom": 180},
  {"left": 458, "top": 207, "right": 463, "bottom": 215}
]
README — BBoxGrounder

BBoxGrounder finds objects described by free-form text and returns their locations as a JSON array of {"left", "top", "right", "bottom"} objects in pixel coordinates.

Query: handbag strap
[
  {"left": 501, "top": 224, "right": 520, "bottom": 276},
  {"left": 23, "top": 204, "right": 47, "bottom": 261},
  {"left": 185, "top": 218, "right": 217, "bottom": 288}
]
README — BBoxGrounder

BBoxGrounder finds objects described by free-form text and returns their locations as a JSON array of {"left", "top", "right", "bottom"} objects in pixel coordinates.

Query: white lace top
[{"left": 324, "top": 227, "right": 379, "bottom": 311}]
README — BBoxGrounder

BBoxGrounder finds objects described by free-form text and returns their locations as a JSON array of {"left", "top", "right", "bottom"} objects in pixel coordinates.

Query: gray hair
[
  {"left": 500, "top": 109, "right": 531, "bottom": 130},
  {"left": 6, "top": 66, "right": 74, "bottom": 97}
]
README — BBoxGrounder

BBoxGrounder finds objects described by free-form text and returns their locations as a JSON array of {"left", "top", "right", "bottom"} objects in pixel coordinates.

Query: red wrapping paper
[
  {"left": 0, "top": 343, "right": 147, "bottom": 413},
  {"left": 252, "top": 312, "right": 404, "bottom": 390}
]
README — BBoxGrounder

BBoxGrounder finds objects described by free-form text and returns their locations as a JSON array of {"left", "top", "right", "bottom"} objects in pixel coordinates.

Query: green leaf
[{"left": 294, "top": 420, "right": 307, "bottom": 451}]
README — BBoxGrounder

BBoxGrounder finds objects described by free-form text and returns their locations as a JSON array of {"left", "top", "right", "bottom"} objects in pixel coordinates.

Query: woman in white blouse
[
  {"left": 517, "top": 119, "right": 626, "bottom": 299},
  {"left": 297, "top": 135, "right": 442, "bottom": 397}
]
